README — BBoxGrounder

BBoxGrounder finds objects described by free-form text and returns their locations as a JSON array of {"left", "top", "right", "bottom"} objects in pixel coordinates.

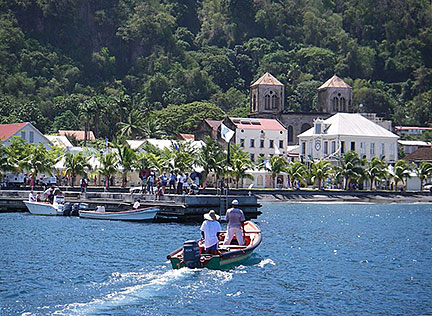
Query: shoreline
[{"left": 253, "top": 191, "right": 432, "bottom": 204}]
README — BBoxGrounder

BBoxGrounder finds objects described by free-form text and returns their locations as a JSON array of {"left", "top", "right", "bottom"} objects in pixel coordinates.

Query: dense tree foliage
[{"left": 0, "top": 0, "right": 431, "bottom": 138}]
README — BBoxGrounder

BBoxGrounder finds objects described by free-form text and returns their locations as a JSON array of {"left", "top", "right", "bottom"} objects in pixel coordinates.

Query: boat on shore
[
  {"left": 23, "top": 196, "right": 65, "bottom": 216},
  {"left": 167, "top": 221, "right": 262, "bottom": 270},
  {"left": 78, "top": 206, "right": 159, "bottom": 221}
]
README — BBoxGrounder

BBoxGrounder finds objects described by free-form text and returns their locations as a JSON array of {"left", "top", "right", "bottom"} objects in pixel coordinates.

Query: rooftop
[
  {"left": 299, "top": 113, "right": 398, "bottom": 138},
  {"left": 59, "top": 130, "right": 96, "bottom": 141},
  {"left": 230, "top": 117, "right": 286, "bottom": 131},
  {"left": 251, "top": 72, "right": 284, "bottom": 87},
  {"left": 0, "top": 122, "right": 28, "bottom": 142},
  {"left": 318, "top": 75, "right": 351, "bottom": 90},
  {"left": 405, "top": 147, "right": 432, "bottom": 162}
]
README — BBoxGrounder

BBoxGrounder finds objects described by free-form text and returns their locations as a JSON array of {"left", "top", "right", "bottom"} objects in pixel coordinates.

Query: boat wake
[
  {"left": 257, "top": 258, "right": 275, "bottom": 268},
  {"left": 51, "top": 268, "right": 192, "bottom": 316}
]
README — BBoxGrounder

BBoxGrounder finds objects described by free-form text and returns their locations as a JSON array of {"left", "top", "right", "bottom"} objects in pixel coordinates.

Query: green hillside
[{"left": 0, "top": 0, "right": 431, "bottom": 138}]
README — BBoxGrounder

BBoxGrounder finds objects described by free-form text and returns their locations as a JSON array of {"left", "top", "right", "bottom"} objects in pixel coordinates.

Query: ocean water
[{"left": 1, "top": 203, "right": 432, "bottom": 316}]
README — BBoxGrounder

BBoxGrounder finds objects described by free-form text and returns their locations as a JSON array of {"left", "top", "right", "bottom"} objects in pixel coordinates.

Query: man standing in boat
[
  {"left": 200, "top": 210, "right": 222, "bottom": 254},
  {"left": 223, "top": 200, "right": 246, "bottom": 246}
]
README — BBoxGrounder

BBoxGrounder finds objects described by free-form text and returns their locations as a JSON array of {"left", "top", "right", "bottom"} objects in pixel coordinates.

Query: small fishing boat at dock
[
  {"left": 23, "top": 196, "right": 65, "bottom": 216},
  {"left": 167, "top": 221, "right": 262, "bottom": 269},
  {"left": 79, "top": 206, "right": 159, "bottom": 221}
]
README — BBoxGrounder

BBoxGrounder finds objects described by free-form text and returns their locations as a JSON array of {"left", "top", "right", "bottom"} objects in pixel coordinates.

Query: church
[{"left": 248, "top": 72, "right": 354, "bottom": 145}]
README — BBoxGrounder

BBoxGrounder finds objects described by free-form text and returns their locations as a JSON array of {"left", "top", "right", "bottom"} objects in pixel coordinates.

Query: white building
[
  {"left": 298, "top": 113, "right": 399, "bottom": 164},
  {"left": 223, "top": 117, "right": 287, "bottom": 163},
  {"left": 0, "top": 122, "right": 52, "bottom": 148}
]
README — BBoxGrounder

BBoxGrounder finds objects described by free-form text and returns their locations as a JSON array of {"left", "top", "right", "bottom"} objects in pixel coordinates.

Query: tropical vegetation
[{"left": 0, "top": 0, "right": 431, "bottom": 142}]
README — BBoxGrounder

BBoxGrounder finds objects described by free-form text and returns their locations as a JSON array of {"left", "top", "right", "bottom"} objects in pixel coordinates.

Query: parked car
[{"left": 424, "top": 183, "right": 432, "bottom": 192}]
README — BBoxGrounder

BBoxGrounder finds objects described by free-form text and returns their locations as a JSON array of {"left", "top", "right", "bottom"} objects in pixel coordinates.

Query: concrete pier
[{"left": 0, "top": 189, "right": 262, "bottom": 222}]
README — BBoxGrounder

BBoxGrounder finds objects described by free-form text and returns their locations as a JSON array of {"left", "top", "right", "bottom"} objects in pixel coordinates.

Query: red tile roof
[
  {"left": 229, "top": 118, "right": 286, "bottom": 131},
  {"left": 0, "top": 122, "right": 28, "bottom": 142},
  {"left": 205, "top": 120, "right": 222, "bottom": 131},
  {"left": 251, "top": 72, "right": 284, "bottom": 87},
  {"left": 404, "top": 147, "right": 432, "bottom": 162},
  {"left": 318, "top": 75, "right": 351, "bottom": 90},
  {"left": 178, "top": 133, "right": 195, "bottom": 140},
  {"left": 58, "top": 130, "right": 96, "bottom": 141}
]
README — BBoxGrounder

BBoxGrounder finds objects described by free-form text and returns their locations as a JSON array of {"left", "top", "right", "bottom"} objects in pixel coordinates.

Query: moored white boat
[
  {"left": 79, "top": 207, "right": 159, "bottom": 221},
  {"left": 24, "top": 196, "right": 65, "bottom": 216}
]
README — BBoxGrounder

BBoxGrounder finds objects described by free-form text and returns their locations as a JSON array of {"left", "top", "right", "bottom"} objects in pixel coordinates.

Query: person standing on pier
[{"left": 223, "top": 200, "right": 246, "bottom": 246}]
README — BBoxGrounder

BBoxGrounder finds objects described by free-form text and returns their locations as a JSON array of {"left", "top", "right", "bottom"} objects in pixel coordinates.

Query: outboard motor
[
  {"left": 183, "top": 240, "right": 201, "bottom": 268},
  {"left": 62, "top": 202, "right": 72, "bottom": 216}
]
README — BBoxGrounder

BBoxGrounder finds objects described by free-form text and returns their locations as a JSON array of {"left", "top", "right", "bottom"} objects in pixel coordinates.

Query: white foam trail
[
  {"left": 52, "top": 268, "right": 191, "bottom": 316},
  {"left": 257, "top": 258, "right": 275, "bottom": 268}
]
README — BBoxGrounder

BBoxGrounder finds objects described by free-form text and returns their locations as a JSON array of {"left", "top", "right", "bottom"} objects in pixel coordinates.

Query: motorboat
[
  {"left": 78, "top": 206, "right": 159, "bottom": 221},
  {"left": 23, "top": 196, "right": 65, "bottom": 216},
  {"left": 167, "top": 221, "right": 262, "bottom": 270}
]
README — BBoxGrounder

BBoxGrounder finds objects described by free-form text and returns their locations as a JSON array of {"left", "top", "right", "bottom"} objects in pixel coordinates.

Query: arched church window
[
  {"left": 341, "top": 97, "right": 346, "bottom": 111},
  {"left": 332, "top": 97, "right": 338, "bottom": 112},
  {"left": 265, "top": 95, "right": 271, "bottom": 110},
  {"left": 288, "top": 126, "right": 294, "bottom": 144},
  {"left": 252, "top": 95, "right": 257, "bottom": 112},
  {"left": 271, "top": 94, "right": 279, "bottom": 109}
]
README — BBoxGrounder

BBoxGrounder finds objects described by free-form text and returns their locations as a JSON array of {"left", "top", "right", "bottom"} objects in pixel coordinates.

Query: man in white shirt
[
  {"left": 223, "top": 199, "right": 246, "bottom": 246},
  {"left": 28, "top": 190, "right": 36, "bottom": 202},
  {"left": 200, "top": 210, "right": 222, "bottom": 254}
]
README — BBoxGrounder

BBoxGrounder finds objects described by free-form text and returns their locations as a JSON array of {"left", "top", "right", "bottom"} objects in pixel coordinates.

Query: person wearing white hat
[
  {"left": 200, "top": 210, "right": 222, "bottom": 254},
  {"left": 223, "top": 199, "right": 246, "bottom": 246}
]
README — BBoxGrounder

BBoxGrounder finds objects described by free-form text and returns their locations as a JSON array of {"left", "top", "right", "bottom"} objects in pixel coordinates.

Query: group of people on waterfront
[
  {"left": 140, "top": 170, "right": 200, "bottom": 197},
  {"left": 28, "top": 186, "right": 63, "bottom": 204},
  {"left": 199, "top": 200, "right": 246, "bottom": 254}
]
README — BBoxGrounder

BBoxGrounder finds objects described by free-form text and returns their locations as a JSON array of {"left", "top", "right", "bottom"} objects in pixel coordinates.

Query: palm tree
[
  {"left": 339, "top": 151, "right": 365, "bottom": 190},
  {"left": 415, "top": 161, "right": 432, "bottom": 191},
  {"left": 265, "top": 156, "right": 288, "bottom": 188},
  {"left": 365, "top": 157, "right": 388, "bottom": 190},
  {"left": 311, "top": 160, "right": 332, "bottom": 189},
  {"left": 79, "top": 99, "right": 97, "bottom": 146},
  {"left": 97, "top": 152, "right": 118, "bottom": 190},
  {"left": 144, "top": 152, "right": 166, "bottom": 175},
  {"left": 161, "top": 141, "right": 197, "bottom": 175},
  {"left": 0, "top": 142, "right": 18, "bottom": 180},
  {"left": 117, "top": 109, "right": 145, "bottom": 139},
  {"left": 142, "top": 119, "right": 164, "bottom": 139},
  {"left": 286, "top": 161, "right": 308, "bottom": 188},
  {"left": 64, "top": 152, "right": 91, "bottom": 187},
  {"left": 392, "top": 160, "right": 411, "bottom": 191},
  {"left": 115, "top": 142, "right": 137, "bottom": 187},
  {"left": 228, "top": 144, "right": 253, "bottom": 188},
  {"left": 21, "top": 143, "right": 63, "bottom": 187},
  {"left": 197, "top": 137, "right": 225, "bottom": 188}
]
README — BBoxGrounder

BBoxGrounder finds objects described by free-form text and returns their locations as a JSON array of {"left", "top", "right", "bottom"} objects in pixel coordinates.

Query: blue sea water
[{"left": 1, "top": 202, "right": 432, "bottom": 316}]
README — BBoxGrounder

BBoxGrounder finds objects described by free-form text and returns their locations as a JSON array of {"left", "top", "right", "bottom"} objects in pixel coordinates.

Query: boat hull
[
  {"left": 79, "top": 207, "right": 159, "bottom": 221},
  {"left": 23, "top": 201, "right": 62, "bottom": 216},
  {"left": 168, "top": 221, "right": 262, "bottom": 270}
]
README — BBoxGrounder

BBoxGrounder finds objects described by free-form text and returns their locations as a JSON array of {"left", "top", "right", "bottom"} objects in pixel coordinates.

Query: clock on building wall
[{"left": 315, "top": 139, "right": 321, "bottom": 151}]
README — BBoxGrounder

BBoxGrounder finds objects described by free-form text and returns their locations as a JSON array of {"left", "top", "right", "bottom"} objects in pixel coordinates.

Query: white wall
[
  {"left": 299, "top": 135, "right": 398, "bottom": 163},
  {"left": 235, "top": 128, "right": 287, "bottom": 163}
]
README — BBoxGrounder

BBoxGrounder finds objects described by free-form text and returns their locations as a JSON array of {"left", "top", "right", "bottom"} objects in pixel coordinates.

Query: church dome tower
[
  {"left": 250, "top": 72, "right": 285, "bottom": 115},
  {"left": 317, "top": 75, "right": 352, "bottom": 113}
]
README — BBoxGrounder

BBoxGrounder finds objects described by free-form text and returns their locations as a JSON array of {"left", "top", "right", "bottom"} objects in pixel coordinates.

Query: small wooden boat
[
  {"left": 167, "top": 221, "right": 262, "bottom": 270},
  {"left": 24, "top": 196, "right": 65, "bottom": 216},
  {"left": 78, "top": 206, "right": 159, "bottom": 221}
]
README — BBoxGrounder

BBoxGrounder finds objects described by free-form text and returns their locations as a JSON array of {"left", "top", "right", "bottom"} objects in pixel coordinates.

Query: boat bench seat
[{"left": 219, "top": 245, "right": 246, "bottom": 250}]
